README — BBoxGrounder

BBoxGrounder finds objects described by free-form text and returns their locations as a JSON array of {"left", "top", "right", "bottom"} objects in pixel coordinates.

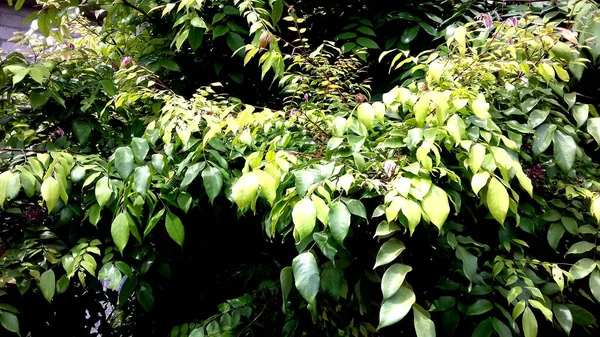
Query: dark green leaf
[
  {"left": 136, "top": 281, "right": 154, "bottom": 312},
  {"left": 0, "top": 311, "right": 20, "bottom": 336},
  {"left": 111, "top": 213, "right": 130, "bottom": 252},
  {"left": 552, "top": 130, "right": 576, "bottom": 172},
  {"left": 328, "top": 201, "right": 351, "bottom": 245},
  {"left": 165, "top": 211, "right": 185, "bottom": 247},
  {"left": 401, "top": 26, "right": 420, "bottom": 43},
  {"left": 292, "top": 252, "right": 320, "bottom": 305},
  {"left": 201, "top": 167, "right": 223, "bottom": 204},
  {"left": 39, "top": 269, "right": 55, "bottom": 303},
  {"left": 356, "top": 37, "right": 379, "bottom": 49},
  {"left": 114, "top": 147, "right": 134, "bottom": 179}
]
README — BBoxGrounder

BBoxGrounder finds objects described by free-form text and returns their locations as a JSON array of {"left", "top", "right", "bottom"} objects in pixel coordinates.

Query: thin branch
[
  {"left": 236, "top": 299, "right": 273, "bottom": 337},
  {"left": 0, "top": 147, "right": 48, "bottom": 153},
  {"left": 120, "top": 0, "right": 154, "bottom": 22},
  {"left": 300, "top": 110, "right": 331, "bottom": 138},
  {"left": 287, "top": 151, "right": 323, "bottom": 159}
]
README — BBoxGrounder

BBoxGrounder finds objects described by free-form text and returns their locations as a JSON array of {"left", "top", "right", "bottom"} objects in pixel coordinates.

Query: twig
[
  {"left": 287, "top": 151, "right": 323, "bottom": 159},
  {"left": 120, "top": 0, "right": 154, "bottom": 22},
  {"left": 300, "top": 110, "right": 331, "bottom": 138},
  {"left": 0, "top": 147, "right": 47, "bottom": 153},
  {"left": 236, "top": 299, "right": 273, "bottom": 337}
]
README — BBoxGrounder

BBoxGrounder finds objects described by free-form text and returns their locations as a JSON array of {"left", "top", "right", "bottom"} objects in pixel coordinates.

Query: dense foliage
[{"left": 2, "top": 0, "right": 600, "bottom": 336}]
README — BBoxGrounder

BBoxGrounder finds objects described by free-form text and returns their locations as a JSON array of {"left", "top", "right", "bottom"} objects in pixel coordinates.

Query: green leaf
[
  {"left": 564, "top": 304, "right": 595, "bottom": 326},
  {"left": 133, "top": 166, "right": 150, "bottom": 197},
  {"left": 231, "top": 172, "right": 259, "bottom": 209},
  {"left": 131, "top": 138, "right": 149, "bottom": 162},
  {"left": 356, "top": 37, "right": 379, "bottom": 49},
  {"left": 455, "top": 245, "right": 477, "bottom": 282},
  {"left": 532, "top": 124, "right": 556, "bottom": 156},
  {"left": 202, "top": 167, "right": 223, "bottom": 204},
  {"left": 587, "top": 118, "right": 600, "bottom": 145},
  {"left": 213, "top": 25, "right": 230, "bottom": 38},
  {"left": 553, "top": 304, "right": 572, "bottom": 336},
  {"left": 320, "top": 267, "right": 342, "bottom": 300},
  {"left": 487, "top": 177, "right": 509, "bottom": 224},
  {"left": 111, "top": 213, "right": 130, "bottom": 253},
  {"left": 422, "top": 185, "right": 450, "bottom": 229},
  {"left": 522, "top": 307, "right": 538, "bottom": 337},
  {"left": 0, "top": 311, "right": 20, "bottom": 336},
  {"left": 553, "top": 130, "right": 576, "bottom": 172},
  {"left": 430, "top": 296, "right": 456, "bottom": 311},
  {"left": 292, "top": 198, "right": 317, "bottom": 242},
  {"left": 471, "top": 172, "right": 490, "bottom": 196},
  {"left": 357, "top": 103, "right": 375, "bottom": 130},
  {"left": 493, "top": 318, "right": 511, "bottom": 337},
  {"left": 189, "top": 27, "right": 204, "bottom": 50},
  {"left": 38, "top": 11, "right": 51, "bottom": 36},
  {"left": 414, "top": 96, "right": 430, "bottom": 127},
  {"left": 144, "top": 208, "right": 165, "bottom": 237},
  {"left": 528, "top": 110, "right": 550, "bottom": 128},
  {"left": 569, "top": 258, "right": 596, "bottom": 280},
  {"left": 41, "top": 177, "right": 60, "bottom": 212},
  {"left": 419, "top": 21, "right": 438, "bottom": 36},
  {"left": 378, "top": 286, "right": 415, "bottom": 329},
  {"left": 328, "top": 202, "right": 351, "bottom": 245},
  {"left": 95, "top": 176, "right": 112, "bottom": 208},
  {"left": 413, "top": 304, "right": 436, "bottom": 337},
  {"left": 566, "top": 241, "right": 595, "bottom": 255},
  {"left": 547, "top": 223, "right": 565, "bottom": 250},
  {"left": 402, "top": 199, "right": 421, "bottom": 236},
  {"left": 590, "top": 270, "right": 600, "bottom": 303},
  {"left": 137, "top": 281, "right": 154, "bottom": 312},
  {"left": 294, "top": 170, "right": 314, "bottom": 197},
  {"left": 175, "top": 29, "right": 189, "bottom": 50},
  {"left": 472, "top": 317, "right": 493, "bottom": 337},
  {"left": 280, "top": 266, "right": 293, "bottom": 311},
  {"left": 30, "top": 89, "right": 49, "bottom": 109},
  {"left": 313, "top": 232, "right": 337, "bottom": 263},
  {"left": 166, "top": 211, "right": 185, "bottom": 247},
  {"left": 357, "top": 26, "right": 376, "bottom": 36},
  {"left": 374, "top": 238, "right": 406, "bottom": 269},
  {"left": 401, "top": 25, "right": 420, "bottom": 43},
  {"left": 344, "top": 199, "right": 367, "bottom": 219},
  {"left": 337, "top": 32, "right": 357, "bottom": 39},
  {"left": 381, "top": 264, "right": 412, "bottom": 300},
  {"left": 254, "top": 171, "right": 277, "bottom": 205},
  {"left": 271, "top": 0, "right": 283, "bottom": 24},
  {"left": 189, "top": 328, "right": 205, "bottom": 337},
  {"left": 73, "top": 120, "right": 92, "bottom": 145},
  {"left": 467, "top": 299, "right": 493, "bottom": 315},
  {"left": 292, "top": 252, "right": 320, "bottom": 305},
  {"left": 114, "top": 147, "right": 134, "bottom": 179},
  {"left": 226, "top": 32, "right": 245, "bottom": 56},
  {"left": 39, "top": 269, "right": 55, "bottom": 303},
  {"left": 573, "top": 104, "right": 589, "bottom": 128}
]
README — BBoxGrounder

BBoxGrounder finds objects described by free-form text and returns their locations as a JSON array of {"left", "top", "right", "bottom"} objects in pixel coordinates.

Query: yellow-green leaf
[
  {"left": 292, "top": 198, "right": 317, "bottom": 242},
  {"left": 487, "top": 177, "right": 509, "bottom": 224},
  {"left": 422, "top": 185, "right": 450, "bottom": 229}
]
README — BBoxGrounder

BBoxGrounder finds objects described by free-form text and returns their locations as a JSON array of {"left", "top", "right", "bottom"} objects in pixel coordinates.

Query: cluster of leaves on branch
[{"left": 2, "top": 0, "right": 600, "bottom": 336}]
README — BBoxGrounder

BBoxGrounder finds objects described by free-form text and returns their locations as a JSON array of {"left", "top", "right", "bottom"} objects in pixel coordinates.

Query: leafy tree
[{"left": 1, "top": 0, "right": 600, "bottom": 336}]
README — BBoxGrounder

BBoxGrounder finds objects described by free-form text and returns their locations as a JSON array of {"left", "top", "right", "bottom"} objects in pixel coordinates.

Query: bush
[{"left": 1, "top": 0, "right": 600, "bottom": 336}]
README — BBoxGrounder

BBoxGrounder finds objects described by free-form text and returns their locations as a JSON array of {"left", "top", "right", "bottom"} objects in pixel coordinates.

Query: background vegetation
[{"left": 1, "top": 0, "right": 600, "bottom": 336}]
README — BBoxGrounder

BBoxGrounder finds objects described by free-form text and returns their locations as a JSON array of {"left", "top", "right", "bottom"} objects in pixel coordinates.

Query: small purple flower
[
  {"left": 476, "top": 13, "right": 494, "bottom": 29},
  {"left": 289, "top": 108, "right": 297, "bottom": 117},
  {"left": 506, "top": 17, "right": 519, "bottom": 27},
  {"left": 56, "top": 129, "right": 65, "bottom": 137},
  {"left": 120, "top": 56, "right": 133, "bottom": 68},
  {"left": 508, "top": 39, "right": 515, "bottom": 45},
  {"left": 23, "top": 205, "right": 44, "bottom": 221},
  {"left": 64, "top": 42, "right": 75, "bottom": 50},
  {"left": 303, "top": 93, "right": 310, "bottom": 102}
]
